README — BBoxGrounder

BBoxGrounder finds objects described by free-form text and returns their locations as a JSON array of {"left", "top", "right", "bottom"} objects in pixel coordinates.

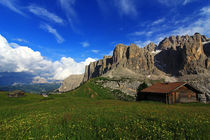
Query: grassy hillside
[
  {"left": 0, "top": 79, "right": 209, "bottom": 139},
  {"left": 71, "top": 78, "right": 135, "bottom": 101}
]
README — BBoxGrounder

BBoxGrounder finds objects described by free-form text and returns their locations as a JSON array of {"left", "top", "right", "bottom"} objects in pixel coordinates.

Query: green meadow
[{"left": 0, "top": 79, "right": 209, "bottom": 139}]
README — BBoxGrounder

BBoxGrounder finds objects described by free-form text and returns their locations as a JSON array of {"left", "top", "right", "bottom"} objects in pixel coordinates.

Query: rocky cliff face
[
  {"left": 144, "top": 42, "right": 157, "bottom": 52},
  {"left": 83, "top": 43, "right": 157, "bottom": 82},
  {"left": 59, "top": 74, "right": 84, "bottom": 92},
  {"left": 81, "top": 33, "right": 209, "bottom": 95},
  {"left": 155, "top": 33, "right": 209, "bottom": 75},
  {"left": 60, "top": 33, "right": 209, "bottom": 95},
  {"left": 84, "top": 33, "right": 209, "bottom": 81}
]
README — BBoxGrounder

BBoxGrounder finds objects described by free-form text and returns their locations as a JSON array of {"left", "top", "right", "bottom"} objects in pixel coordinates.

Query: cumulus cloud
[
  {"left": 81, "top": 42, "right": 90, "bottom": 47},
  {"left": 32, "top": 76, "right": 48, "bottom": 84},
  {"left": 40, "top": 24, "right": 64, "bottom": 43},
  {"left": 0, "top": 34, "right": 96, "bottom": 80},
  {"left": 28, "top": 5, "right": 64, "bottom": 24},
  {"left": 52, "top": 57, "right": 96, "bottom": 80},
  {"left": 0, "top": 0, "right": 24, "bottom": 15}
]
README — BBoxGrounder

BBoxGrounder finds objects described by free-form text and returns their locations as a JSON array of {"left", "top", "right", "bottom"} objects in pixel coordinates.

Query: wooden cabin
[
  {"left": 8, "top": 90, "right": 25, "bottom": 97},
  {"left": 137, "top": 82, "right": 203, "bottom": 104}
]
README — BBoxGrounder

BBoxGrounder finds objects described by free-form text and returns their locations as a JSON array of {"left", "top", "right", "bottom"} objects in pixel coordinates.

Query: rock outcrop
[
  {"left": 155, "top": 33, "right": 208, "bottom": 75},
  {"left": 60, "top": 33, "right": 209, "bottom": 96},
  {"left": 59, "top": 74, "right": 84, "bottom": 92},
  {"left": 144, "top": 42, "right": 157, "bottom": 52},
  {"left": 83, "top": 43, "right": 158, "bottom": 82},
  {"left": 84, "top": 33, "right": 209, "bottom": 80}
]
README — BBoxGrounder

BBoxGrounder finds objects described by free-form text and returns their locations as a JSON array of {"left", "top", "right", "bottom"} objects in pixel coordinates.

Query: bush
[{"left": 137, "top": 82, "right": 148, "bottom": 93}]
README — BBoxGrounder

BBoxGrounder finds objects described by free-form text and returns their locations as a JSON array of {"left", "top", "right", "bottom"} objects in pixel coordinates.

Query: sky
[{"left": 0, "top": 0, "right": 209, "bottom": 81}]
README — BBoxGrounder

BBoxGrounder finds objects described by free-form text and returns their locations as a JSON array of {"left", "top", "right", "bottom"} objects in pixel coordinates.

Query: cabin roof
[{"left": 141, "top": 82, "right": 187, "bottom": 93}]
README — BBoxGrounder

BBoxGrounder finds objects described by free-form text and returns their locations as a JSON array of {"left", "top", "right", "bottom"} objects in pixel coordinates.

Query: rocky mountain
[
  {"left": 60, "top": 33, "right": 209, "bottom": 96},
  {"left": 156, "top": 33, "right": 209, "bottom": 75},
  {"left": 59, "top": 74, "right": 84, "bottom": 92},
  {"left": 84, "top": 33, "right": 209, "bottom": 79},
  {"left": 144, "top": 42, "right": 157, "bottom": 52},
  {"left": 83, "top": 43, "right": 159, "bottom": 82}
]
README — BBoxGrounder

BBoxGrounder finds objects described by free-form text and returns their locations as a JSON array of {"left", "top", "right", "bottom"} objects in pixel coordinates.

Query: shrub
[{"left": 137, "top": 82, "right": 148, "bottom": 93}]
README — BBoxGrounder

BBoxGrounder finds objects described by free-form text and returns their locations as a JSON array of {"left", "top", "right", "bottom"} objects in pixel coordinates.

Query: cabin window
[{"left": 188, "top": 93, "right": 191, "bottom": 98}]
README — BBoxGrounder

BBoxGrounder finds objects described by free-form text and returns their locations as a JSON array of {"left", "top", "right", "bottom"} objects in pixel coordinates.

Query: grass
[{"left": 0, "top": 79, "right": 209, "bottom": 139}]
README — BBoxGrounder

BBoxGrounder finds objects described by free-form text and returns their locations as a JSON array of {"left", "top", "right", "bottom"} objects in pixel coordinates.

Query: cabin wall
[
  {"left": 171, "top": 86, "right": 198, "bottom": 103},
  {"left": 138, "top": 93, "right": 166, "bottom": 103},
  {"left": 139, "top": 85, "right": 199, "bottom": 104}
]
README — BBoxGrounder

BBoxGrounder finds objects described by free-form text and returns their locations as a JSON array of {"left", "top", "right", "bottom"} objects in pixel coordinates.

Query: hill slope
[
  {"left": 81, "top": 33, "right": 210, "bottom": 95},
  {"left": 0, "top": 88, "right": 209, "bottom": 139}
]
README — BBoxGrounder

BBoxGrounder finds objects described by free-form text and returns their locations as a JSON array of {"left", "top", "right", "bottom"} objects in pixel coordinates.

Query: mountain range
[{"left": 59, "top": 33, "right": 210, "bottom": 95}]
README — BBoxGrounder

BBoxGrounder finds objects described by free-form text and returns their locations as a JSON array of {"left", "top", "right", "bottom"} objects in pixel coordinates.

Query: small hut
[
  {"left": 137, "top": 82, "right": 203, "bottom": 104},
  {"left": 8, "top": 90, "right": 25, "bottom": 97},
  {"left": 42, "top": 93, "right": 48, "bottom": 97}
]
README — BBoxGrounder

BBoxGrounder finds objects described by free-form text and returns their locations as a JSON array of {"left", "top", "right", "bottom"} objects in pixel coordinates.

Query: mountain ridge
[{"left": 60, "top": 33, "right": 210, "bottom": 94}]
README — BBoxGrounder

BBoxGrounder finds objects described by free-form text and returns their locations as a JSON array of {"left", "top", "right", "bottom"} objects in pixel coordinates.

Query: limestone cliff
[
  {"left": 144, "top": 42, "right": 157, "bottom": 52},
  {"left": 155, "top": 33, "right": 209, "bottom": 75},
  {"left": 84, "top": 33, "right": 209, "bottom": 81},
  {"left": 83, "top": 43, "right": 157, "bottom": 82},
  {"left": 59, "top": 74, "right": 84, "bottom": 92},
  {"left": 60, "top": 33, "right": 209, "bottom": 95}
]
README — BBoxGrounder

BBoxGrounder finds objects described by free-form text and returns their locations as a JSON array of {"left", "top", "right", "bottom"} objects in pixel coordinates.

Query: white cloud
[
  {"left": 40, "top": 24, "right": 64, "bottom": 43},
  {"left": 28, "top": 5, "right": 64, "bottom": 24},
  {"left": 0, "top": 0, "right": 24, "bottom": 15},
  {"left": 132, "top": 31, "right": 153, "bottom": 37},
  {"left": 133, "top": 6, "right": 210, "bottom": 47},
  {"left": 157, "top": 0, "right": 198, "bottom": 6},
  {"left": 183, "top": 0, "right": 197, "bottom": 5},
  {"left": 172, "top": 6, "right": 210, "bottom": 36},
  {"left": 58, "top": 0, "right": 77, "bottom": 29},
  {"left": 97, "top": 0, "right": 137, "bottom": 17},
  {"left": 108, "top": 51, "right": 113, "bottom": 56},
  {"left": 134, "top": 40, "right": 152, "bottom": 48},
  {"left": 32, "top": 76, "right": 48, "bottom": 84},
  {"left": 114, "top": 0, "right": 137, "bottom": 16},
  {"left": 92, "top": 50, "right": 99, "bottom": 53},
  {"left": 13, "top": 38, "right": 28, "bottom": 43},
  {"left": 200, "top": 6, "right": 210, "bottom": 16},
  {"left": 131, "top": 31, "right": 145, "bottom": 36},
  {"left": 52, "top": 57, "right": 95, "bottom": 80},
  {"left": 0, "top": 34, "right": 96, "bottom": 80},
  {"left": 81, "top": 42, "right": 90, "bottom": 47},
  {"left": 151, "top": 18, "right": 165, "bottom": 25}
]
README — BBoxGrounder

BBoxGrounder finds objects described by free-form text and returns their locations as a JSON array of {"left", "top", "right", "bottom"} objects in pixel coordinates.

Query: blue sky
[{"left": 0, "top": 0, "right": 209, "bottom": 81}]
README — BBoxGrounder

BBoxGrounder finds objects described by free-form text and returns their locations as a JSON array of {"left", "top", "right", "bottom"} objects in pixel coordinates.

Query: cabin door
[{"left": 172, "top": 92, "right": 175, "bottom": 104}]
